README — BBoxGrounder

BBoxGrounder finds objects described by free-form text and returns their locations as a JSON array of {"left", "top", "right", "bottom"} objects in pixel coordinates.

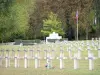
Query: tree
[
  {"left": 0, "top": 0, "right": 15, "bottom": 42},
  {"left": 41, "top": 12, "right": 64, "bottom": 37},
  {"left": 29, "top": 0, "right": 94, "bottom": 39},
  {"left": 12, "top": 0, "right": 35, "bottom": 40},
  {"left": 93, "top": 0, "right": 100, "bottom": 37},
  {"left": 0, "top": 0, "right": 33, "bottom": 42},
  {"left": 11, "top": 2, "right": 29, "bottom": 39}
]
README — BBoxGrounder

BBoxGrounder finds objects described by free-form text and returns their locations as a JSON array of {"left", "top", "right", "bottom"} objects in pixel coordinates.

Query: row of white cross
[
  {"left": 0, "top": 45, "right": 100, "bottom": 58},
  {"left": 0, "top": 51, "right": 98, "bottom": 70},
  {"left": 0, "top": 39, "right": 100, "bottom": 70}
]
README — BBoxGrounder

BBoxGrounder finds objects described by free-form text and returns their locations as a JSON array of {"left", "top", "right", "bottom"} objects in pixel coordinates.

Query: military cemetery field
[
  {"left": 0, "top": 40, "right": 100, "bottom": 75},
  {"left": 0, "top": 0, "right": 100, "bottom": 75}
]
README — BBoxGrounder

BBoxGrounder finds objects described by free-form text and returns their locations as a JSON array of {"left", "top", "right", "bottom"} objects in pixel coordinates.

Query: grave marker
[
  {"left": 6, "top": 50, "right": 10, "bottom": 56},
  {"left": 87, "top": 46, "right": 91, "bottom": 56},
  {"left": 67, "top": 47, "right": 72, "bottom": 59},
  {"left": 24, "top": 50, "right": 27, "bottom": 55},
  {"left": 0, "top": 56, "right": 2, "bottom": 67},
  {"left": 73, "top": 53, "right": 79, "bottom": 69},
  {"left": 51, "top": 50, "right": 55, "bottom": 59},
  {"left": 29, "top": 50, "right": 34, "bottom": 58},
  {"left": 5, "top": 54, "right": 10, "bottom": 68},
  {"left": 17, "top": 49, "right": 20, "bottom": 67},
  {"left": 57, "top": 53, "right": 67, "bottom": 69},
  {"left": 24, "top": 53, "right": 28, "bottom": 68},
  {"left": 14, "top": 54, "right": 18, "bottom": 68},
  {"left": 44, "top": 53, "right": 53, "bottom": 69},
  {"left": 34, "top": 54, "right": 41, "bottom": 68},
  {"left": 12, "top": 49, "right": 15, "bottom": 58},
  {"left": 85, "top": 53, "right": 96, "bottom": 70},
  {"left": 37, "top": 50, "right": 41, "bottom": 67},
  {"left": 98, "top": 47, "right": 100, "bottom": 58},
  {"left": 6, "top": 50, "right": 10, "bottom": 67},
  {"left": 44, "top": 50, "right": 50, "bottom": 58},
  {"left": 0, "top": 49, "right": 4, "bottom": 57},
  {"left": 77, "top": 47, "right": 81, "bottom": 59}
]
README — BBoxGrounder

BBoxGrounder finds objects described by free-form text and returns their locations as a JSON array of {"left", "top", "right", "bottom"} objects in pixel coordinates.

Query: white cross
[
  {"left": 6, "top": 50, "right": 10, "bottom": 57},
  {"left": 0, "top": 49, "right": 4, "bottom": 67},
  {"left": 99, "top": 38, "right": 100, "bottom": 44},
  {"left": 57, "top": 53, "right": 67, "bottom": 69},
  {"left": 24, "top": 50, "right": 27, "bottom": 55},
  {"left": 51, "top": 50, "right": 55, "bottom": 59},
  {"left": 60, "top": 50, "right": 64, "bottom": 57},
  {"left": 24, "top": 53, "right": 28, "bottom": 68},
  {"left": 81, "top": 41, "right": 84, "bottom": 47},
  {"left": 0, "top": 56, "right": 3, "bottom": 67},
  {"left": 77, "top": 47, "right": 81, "bottom": 59},
  {"left": 73, "top": 53, "right": 79, "bottom": 69},
  {"left": 67, "top": 47, "right": 72, "bottom": 59},
  {"left": 92, "top": 38, "right": 95, "bottom": 47},
  {"left": 87, "top": 46, "right": 91, "bottom": 56},
  {"left": 44, "top": 50, "right": 48, "bottom": 58},
  {"left": 12, "top": 49, "right": 15, "bottom": 58},
  {"left": 86, "top": 41, "right": 89, "bottom": 47},
  {"left": 34, "top": 54, "right": 41, "bottom": 69},
  {"left": 37, "top": 50, "right": 41, "bottom": 67},
  {"left": 29, "top": 50, "right": 34, "bottom": 58},
  {"left": 44, "top": 53, "right": 53, "bottom": 69},
  {"left": 14, "top": 54, "right": 18, "bottom": 68},
  {"left": 17, "top": 49, "right": 20, "bottom": 67},
  {"left": 0, "top": 50, "right": 4, "bottom": 58},
  {"left": 5, "top": 54, "right": 10, "bottom": 68},
  {"left": 85, "top": 53, "right": 96, "bottom": 70}
]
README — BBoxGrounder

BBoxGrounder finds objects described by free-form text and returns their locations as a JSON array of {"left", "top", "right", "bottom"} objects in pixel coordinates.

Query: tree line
[{"left": 0, "top": 0, "right": 100, "bottom": 42}]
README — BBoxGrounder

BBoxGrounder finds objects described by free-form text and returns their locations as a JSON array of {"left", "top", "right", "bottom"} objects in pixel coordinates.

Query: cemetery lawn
[{"left": 0, "top": 42, "right": 100, "bottom": 75}]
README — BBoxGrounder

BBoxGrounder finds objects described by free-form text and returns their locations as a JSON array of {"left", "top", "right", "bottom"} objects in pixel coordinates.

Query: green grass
[{"left": 0, "top": 41, "right": 100, "bottom": 75}]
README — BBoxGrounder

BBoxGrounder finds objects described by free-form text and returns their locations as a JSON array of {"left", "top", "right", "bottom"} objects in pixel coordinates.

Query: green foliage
[
  {"left": 88, "top": 10, "right": 95, "bottom": 24},
  {"left": 0, "top": 0, "right": 31, "bottom": 42},
  {"left": 88, "top": 10, "right": 97, "bottom": 33},
  {"left": 0, "top": 0, "right": 15, "bottom": 42},
  {"left": 12, "top": 0, "right": 35, "bottom": 40},
  {"left": 12, "top": 3, "right": 29, "bottom": 34},
  {"left": 41, "top": 12, "right": 65, "bottom": 37}
]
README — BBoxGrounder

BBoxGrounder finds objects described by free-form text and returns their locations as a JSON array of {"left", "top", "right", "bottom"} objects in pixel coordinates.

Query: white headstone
[
  {"left": 98, "top": 48, "right": 100, "bottom": 58},
  {"left": 44, "top": 50, "right": 47, "bottom": 58},
  {"left": 5, "top": 54, "right": 10, "bottom": 68},
  {"left": 37, "top": 50, "right": 40, "bottom": 67},
  {"left": 34, "top": 54, "right": 40, "bottom": 68},
  {"left": 92, "top": 38, "right": 95, "bottom": 46},
  {"left": 87, "top": 41, "right": 89, "bottom": 46},
  {"left": 77, "top": 47, "right": 81, "bottom": 59},
  {"left": 0, "top": 56, "right": 2, "bottom": 67},
  {"left": 87, "top": 46, "right": 91, "bottom": 56},
  {"left": 0, "top": 50, "right": 4, "bottom": 58},
  {"left": 57, "top": 53, "right": 67, "bottom": 69},
  {"left": 20, "top": 43, "right": 23, "bottom": 47},
  {"left": 73, "top": 53, "right": 79, "bottom": 69},
  {"left": 24, "top": 54, "right": 28, "bottom": 68},
  {"left": 30, "top": 50, "right": 34, "bottom": 58},
  {"left": 17, "top": 50, "right": 20, "bottom": 67},
  {"left": 14, "top": 54, "right": 18, "bottom": 68},
  {"left": 51, "top": 50, "right": 55, "bottom": 59},
  {"left": 99, "top": 38, "right": 100, "bottom": 43},
  {"left": 85, "top": 53, "right": 96, "bottom": 70},
  {"left": 67, "top": 47, "right": 72, "bottom": 59},
  {"left": 44, "top": 53, "right": 53, "bottom": 69},
  {"left": 12, "top": 49, "right": 15, "bottom": 58}
]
